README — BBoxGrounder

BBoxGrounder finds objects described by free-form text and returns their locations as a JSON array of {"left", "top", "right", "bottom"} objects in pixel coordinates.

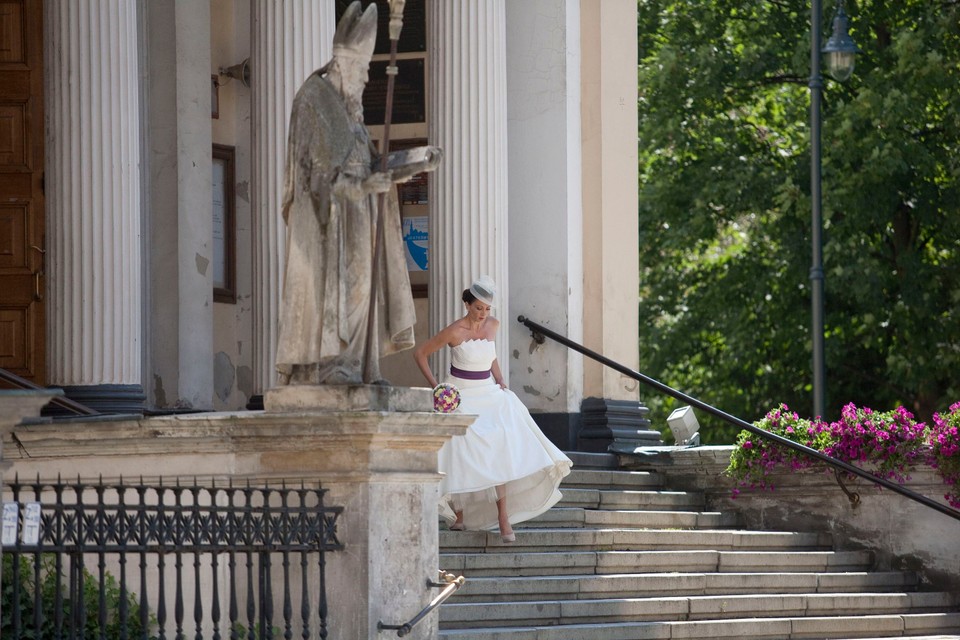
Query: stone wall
[
  {"left": 1, "top": 389, "right": 472, "bottom": 640},
  {"left": 620, "top": 445, "right": 960, "bottom": 592}
]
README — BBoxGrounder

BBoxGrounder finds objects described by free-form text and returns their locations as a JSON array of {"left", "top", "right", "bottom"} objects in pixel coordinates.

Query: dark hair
[{"left": 462, "top": 289, "right": 477, "bottom": 304}]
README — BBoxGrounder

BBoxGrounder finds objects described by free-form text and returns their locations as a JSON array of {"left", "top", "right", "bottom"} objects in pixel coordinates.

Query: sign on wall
[{"left": 402, "top": 216, "right": 428, "bottom": 271}]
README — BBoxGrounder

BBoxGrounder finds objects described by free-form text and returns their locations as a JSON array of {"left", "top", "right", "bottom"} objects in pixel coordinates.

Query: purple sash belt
[{"left": 450, "top": 365, "right": 491, "bottom": 380}]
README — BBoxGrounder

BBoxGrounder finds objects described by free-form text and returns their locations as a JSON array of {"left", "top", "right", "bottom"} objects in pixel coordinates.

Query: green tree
[
  {"left": 2, "top": 554, "right": 153, "bottom": 639},
  {"left": 637, "top": 0, "right": 960, "bottom": 441}
]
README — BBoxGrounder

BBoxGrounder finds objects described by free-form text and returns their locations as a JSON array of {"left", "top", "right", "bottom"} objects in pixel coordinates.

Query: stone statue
[{"left": 275, "top": 1, "right": 441, "bottom": 386}]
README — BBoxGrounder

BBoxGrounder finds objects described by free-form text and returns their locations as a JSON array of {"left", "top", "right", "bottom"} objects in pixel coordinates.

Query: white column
[
  {"left": 428, "top": 0, "right": 510, "bottom": 379},
  {"left": 505, "top": 0, "right": 583, "bottom": 417},
  {"left": 44, "top": 1, "right": 142, "bottom": 400},
  {"left": 250, "top": 0, "right": 335, "bottom": 397},
  {"left": 144, "top": 1, "right": 214, "bottom": 411},
  {"left": 581, "top": 0, "right": 639, "bottom": 401}
]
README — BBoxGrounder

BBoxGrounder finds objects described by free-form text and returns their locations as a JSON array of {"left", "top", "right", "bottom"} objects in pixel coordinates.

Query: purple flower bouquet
[{"left": 433, "top": 383, "right": 461, "bottom": 413}]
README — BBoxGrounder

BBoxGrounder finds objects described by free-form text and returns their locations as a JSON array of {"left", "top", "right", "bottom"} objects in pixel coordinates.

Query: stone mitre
[{"left": 333, "top": 1, "right": 378, "bottom": 61}]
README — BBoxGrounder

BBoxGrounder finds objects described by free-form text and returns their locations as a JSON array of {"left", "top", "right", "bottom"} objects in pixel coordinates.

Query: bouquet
[{"left": 433, "top": 383, "right": 461, "bottom": 413}]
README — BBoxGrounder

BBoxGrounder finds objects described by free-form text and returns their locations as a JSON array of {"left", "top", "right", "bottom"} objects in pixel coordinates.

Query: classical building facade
[{"left": 0, "top": 0, "right": 639, "bottom": 448}]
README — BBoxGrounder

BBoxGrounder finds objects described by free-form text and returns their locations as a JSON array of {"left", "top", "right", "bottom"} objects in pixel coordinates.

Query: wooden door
[{"left": 0, "top": 0, "right": 45, "bottom": 383}]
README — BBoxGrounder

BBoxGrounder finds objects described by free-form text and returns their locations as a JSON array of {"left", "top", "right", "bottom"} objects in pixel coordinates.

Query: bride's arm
[
  {"left": 486, "top": 317, "right": 506, "bottom": 388},
  {"left": 413, "top": 325, "right": 455, "bottom": 388},
  {"left": 491, "top": 358, "right": 506, "bottom": 389}
]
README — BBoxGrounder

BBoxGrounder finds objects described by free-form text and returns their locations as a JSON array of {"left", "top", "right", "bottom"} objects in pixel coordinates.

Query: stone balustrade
[{"left": 1, "top": 387, "right": 472, "bottom": 640}]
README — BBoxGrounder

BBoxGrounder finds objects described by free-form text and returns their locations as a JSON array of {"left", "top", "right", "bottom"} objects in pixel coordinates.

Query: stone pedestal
[
  {"left": 2, "top": 387, "right": 471, "bottom": 640},
  {"left": 265, "top": 384, "right": 432, "bottom": 413}
]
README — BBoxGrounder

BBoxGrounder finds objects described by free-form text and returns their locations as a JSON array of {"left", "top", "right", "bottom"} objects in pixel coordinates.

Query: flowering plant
[
  {"left": 725, "top": 404, "right": 830, "bottom": 492},
  {"left": 727, "top": 402, "right": 960, "bottom": 505},
  {"left": 928, "top": 402, "right": 960, "bottom": 509},
  {"left": 823, "top": 403, "right": 926, "bottom": 484},
  {"left": 433, "top": 383, "right": 461, "bottom": 413}
]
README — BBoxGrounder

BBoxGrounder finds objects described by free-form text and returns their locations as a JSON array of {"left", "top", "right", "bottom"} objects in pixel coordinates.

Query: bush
[
  {"left": 824, "top": 404, "right": 926, "bottom": 484},
  {"left": 929, "top": 402, "right": 960, "bottom": 509},
  {"left": 2, "top": 554, "right": 154, "bottom": 640},
  {"left": 725, "top": 404, "right": 831, "bottom": 493},
  {"left": 727, "top": 402, "right": 960, "bottom": 506}
]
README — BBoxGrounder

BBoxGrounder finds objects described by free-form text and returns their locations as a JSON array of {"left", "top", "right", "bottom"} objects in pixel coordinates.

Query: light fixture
[
  {"left": 666, "top": 406, "right": 700, "bottom": 446},
  {"left": 822, "top": 2, "right": 859, "bottom": 82},
  {"left": 219, "top": 58, "right": 251, "bottom": 88}
]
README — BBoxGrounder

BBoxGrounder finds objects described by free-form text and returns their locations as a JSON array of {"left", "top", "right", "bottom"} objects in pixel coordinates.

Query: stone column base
[
  {"left": 44, "top": 384, "right": 145, "bottom": 417},
  {"left": 578, "top": 396, "right": 661, "bottom": 453}
]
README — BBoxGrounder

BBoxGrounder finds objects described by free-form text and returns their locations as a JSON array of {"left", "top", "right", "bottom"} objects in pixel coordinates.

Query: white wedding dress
[{"left": 438, "top": 339, "right": 573, "bottom": 531}]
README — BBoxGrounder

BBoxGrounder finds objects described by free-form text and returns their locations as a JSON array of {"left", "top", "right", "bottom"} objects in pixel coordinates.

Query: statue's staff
[{"left": 364, "top": 0, "right": 406, "bottom": 382}]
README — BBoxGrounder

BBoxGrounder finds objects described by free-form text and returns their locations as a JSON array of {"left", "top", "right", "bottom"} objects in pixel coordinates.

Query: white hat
[
  {"left": 469, "top": 275, "right": 496, "bottom": 305},
  {"left": 332, "top": 2, "right": 378, "bottom": 62}
]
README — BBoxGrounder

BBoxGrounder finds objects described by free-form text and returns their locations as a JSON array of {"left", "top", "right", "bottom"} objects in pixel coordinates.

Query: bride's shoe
[
  {"left": 449, "top": 522, "right": 465, "bottom": 531},
  {"left": 500, "top": 531, "right": 516, "bottom": 543}
]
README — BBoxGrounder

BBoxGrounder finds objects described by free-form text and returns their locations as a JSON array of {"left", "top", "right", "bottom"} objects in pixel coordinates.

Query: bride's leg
[
  {"left": 495, "top": 485, "right": 514, "bottom": 542},
  {"left": 449, "top": 509, "right": 465, "bottom": 531}
]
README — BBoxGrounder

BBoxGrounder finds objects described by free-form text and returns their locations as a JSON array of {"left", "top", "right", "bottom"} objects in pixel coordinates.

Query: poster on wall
[
  {"left": 212, "top": 159, "right": 227, "bottom": 286},
  {"left": 212, "top": 144, "right": 236, "bottom": 303},
  {"left": 402, "top": 217, "right": 428, "bottom": 271}
]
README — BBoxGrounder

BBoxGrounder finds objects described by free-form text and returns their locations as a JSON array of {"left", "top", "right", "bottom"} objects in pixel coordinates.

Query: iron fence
[{"left": 1, "top": 476, "right": 343, "bottom": 640}]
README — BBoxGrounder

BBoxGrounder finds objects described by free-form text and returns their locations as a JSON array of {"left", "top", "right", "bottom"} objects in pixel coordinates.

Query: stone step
[
  {"left": 451, "top": 571, "right": 921, "bottom": 602},
  {"left": 434, "top": 459, "right": 960, "bottom": 638},
  {"left": 439, "top": 592, "right": 959, "bottom": 629},
  {"left": 558, "top": 487, "right": 706, "bottom": 510},
  {"left": 832, "top": 637, "right": 960, "bottom": 640},
  {"left": 438, "top": 612, "right": 960, "bottom": 639},
  {"left": 524, "top": 506, "right": 737, "bottom": 529},
  {"left": 440, "top": 527, "right": 833, "bottom": 553},
  {"left": 439, "top": 549, "right": 875, "bottom": 577},
  {"left": 562, "top": 451, "right": 619, "bottom": 470},
  {"left": 561, "top": 468, "right": 664, "bottom": 490}
]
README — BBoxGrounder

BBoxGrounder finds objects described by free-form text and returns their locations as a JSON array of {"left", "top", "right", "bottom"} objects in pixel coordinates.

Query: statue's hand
[
  {"left": 330, "top": 173, "right": 364, "bottom": 200},
  {"left": 423, "top": 146, "right": 443, "bottom": 172},
  {"left": 362, "top": 172, "right": 394, "bottom": 194}
]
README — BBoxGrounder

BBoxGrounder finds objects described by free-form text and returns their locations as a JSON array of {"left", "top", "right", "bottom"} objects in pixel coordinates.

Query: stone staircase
[{"left": 437, "top": 455, "right": 960, "bottom": 639}]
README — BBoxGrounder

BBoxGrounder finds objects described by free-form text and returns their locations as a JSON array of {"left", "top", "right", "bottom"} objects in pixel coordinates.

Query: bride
[{"left": 413, "top": 275, "right": 572, "bottom": 542}]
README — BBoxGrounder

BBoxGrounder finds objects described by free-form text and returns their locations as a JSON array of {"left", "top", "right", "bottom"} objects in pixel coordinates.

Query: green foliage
[
  {"left": 727, "top": 402, "right": 960, "bottom": 506},
  {"left": 638, "top": 0, "right": 960, "bottom": 440},
  {"left": 825, "top": 403, "right": 927, "bottom": 483},
  {"left": 232, "top": 621, "right": 282, "bottom": 640},
  {"left": 2, "top": 554, "right": 154, "bottom": 640},
  {"left": 930, "top": 402, "right": 960, "bottom": 508},
  {"left": 726, "top": 404, "right": 829, "bottom": 491}
]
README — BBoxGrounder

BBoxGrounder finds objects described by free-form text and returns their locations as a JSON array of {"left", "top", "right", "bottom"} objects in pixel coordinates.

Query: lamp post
[{"left": 810, "top": 0, "right": 858, "bottom": 419}]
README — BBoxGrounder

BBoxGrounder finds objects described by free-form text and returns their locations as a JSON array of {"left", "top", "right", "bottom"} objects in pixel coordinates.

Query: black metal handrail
[
  {"left": 378, "top": 571, "right": 466, "bottom": 637},
  {"left": 518, "top": 315, "right": 960, "bottom": 523}
]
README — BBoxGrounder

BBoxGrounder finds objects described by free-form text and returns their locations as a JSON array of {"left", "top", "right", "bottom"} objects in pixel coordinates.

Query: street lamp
[
  {"left": 823, "top": 3, "right": 859, "bottom": 81},
  {"left": 810, "top": 0, "right": 858, "bottom": 419}
]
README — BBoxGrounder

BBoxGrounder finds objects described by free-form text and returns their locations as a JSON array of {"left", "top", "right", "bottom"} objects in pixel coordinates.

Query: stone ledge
[{"left": 4, "top": 409, "right": 475, "bottom": 462}]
